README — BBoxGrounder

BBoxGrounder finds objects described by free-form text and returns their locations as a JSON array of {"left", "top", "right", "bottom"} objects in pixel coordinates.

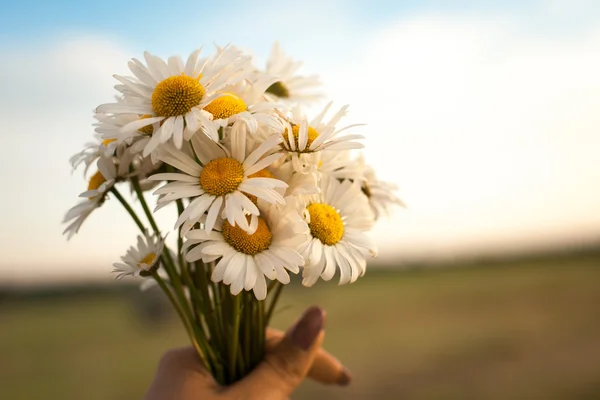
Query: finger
[
  {"left": 266, "top": 329, "right": 351, "bottom": 385},
  {"left": 225, "top": 306, "right": 326, "bottom": 400},
  {"left": 308, "top": 347, "right": 352, "bottom": 385},
  {"left": 144, "top": 347, "right": 218, "bottom": 400}
]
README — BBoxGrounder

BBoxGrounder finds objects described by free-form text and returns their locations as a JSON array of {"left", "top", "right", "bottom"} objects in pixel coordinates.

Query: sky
[{"left": 1, "top": 0, "right": 600, "bottom": 283}]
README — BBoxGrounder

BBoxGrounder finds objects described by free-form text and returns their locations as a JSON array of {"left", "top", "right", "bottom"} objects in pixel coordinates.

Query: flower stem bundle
[{"left": 63, "top": 43, "right": 402, "bottom": 384}]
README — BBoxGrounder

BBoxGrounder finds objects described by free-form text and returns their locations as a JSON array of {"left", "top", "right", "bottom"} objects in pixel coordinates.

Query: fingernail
[
  {"left": 288, "top": 306, "right": 325, "bottom": 351},
  {"left": 337, "top": 367, "right": 352, "bottom": 386}
]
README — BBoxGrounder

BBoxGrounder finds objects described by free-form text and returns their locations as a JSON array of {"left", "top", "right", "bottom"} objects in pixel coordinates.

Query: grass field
[{"left": 1, "top": 254, "right": 600, "bottom": 399}]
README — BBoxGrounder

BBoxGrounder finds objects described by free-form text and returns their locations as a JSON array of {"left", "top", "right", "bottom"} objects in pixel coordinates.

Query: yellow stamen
[
  {"left": 283, "top": 124, "right": 319, "bottom": 152},
  {"left": 138, "top": 114, "right": 155, "bottom": 136},
  {"left": 244, "top": 169, "right": 275, "bottom": 205},
  {"left": 87, "top": 171, "right": 106, "bottom": 192},
  {"left": 138, "top": 252, "right": 156, "bottom": 268},
  {"left": 151, "top": 74, "right": 205, "bottom": 118},
  {"left": 222, "top": 217, "right": 272, "bottom": 255},
  {"left": 200, "top": 157, "right": 244, "bottom": 196},
  {"left": 203, "top": 93, "right": 247, "bottom": 120},
  {"left": 307, "top": 203, "right": 344, "bottom": 246},
  {"left": 102, "top": 139, "right": 116, "bottom": 147},
  {"left": 266, "top": 81, "right": 290, "bottom": 98}
]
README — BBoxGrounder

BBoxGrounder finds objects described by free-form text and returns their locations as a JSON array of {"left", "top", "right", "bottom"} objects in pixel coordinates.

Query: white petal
[
  {"left": 244, "top": 256, "right": 258, "bottom": 290},
  {"left": 224, "top": 252, "right": 244, "bottom": 285},
  {"left": 205, "top": 196, "right": 223, "bottom": 232},
  {"left": 253, "top": 273, "right": 267, "bottom": 300}
]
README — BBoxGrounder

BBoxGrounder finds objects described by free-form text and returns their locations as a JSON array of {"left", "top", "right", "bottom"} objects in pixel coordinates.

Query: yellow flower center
[
  {"left": 138, "top": 114, "right": 155, "bottom": 136},
  {"left": 199, "top": 157, "right": 245, "bottom": 196},
  {"left": 138, "top": 252, "right": 157, "bottom": 268},
  {"left": 307, "top": 203, "right": 344, "bottom": 246},
  {"left": 283, "top": 125, "right": 320, "bottom": 152},
  {"left": 102, "top": 139, "right": 116, "bottom": 147},
  {"left": 87, "top": 171, "right": 106, "bottom": 192},
  {"left": 203, "top": 94, "right": 247, "bottom": 120},
  {"left": 222, "top": 217, "right": 272, "bottom": 255},
  {"left": 266, "top": 81, "right": 290, "bottom": 98},
  {"left": 151, "top": 74, "right": 205, "bottom": 118},
  {"left": 244, "top": 169, "right": 275, "bottom": 205}
]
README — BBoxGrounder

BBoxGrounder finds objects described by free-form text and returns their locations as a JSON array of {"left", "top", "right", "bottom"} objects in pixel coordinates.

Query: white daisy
[
  {"left": 69, "top": 132, "right": 118, "bottom": 173},
  {"left": 94, "top": 112, "right": 150, "bottom": 150},
  {"left": 203, "top": 76, "right": 283, "bottom": 140},
  {"left": 298, "top": 175, "right": 377, "bottom": 287},
  {"left": 183, "top": 202, "right": 308, "bottom": 300},
  {"left": 112, "top": 232, "right": 165, "bottom": 279},
  {"left": 149, "top": 129, "right": 287, "bottom": 235},
  {"left": 62, "top": 196, "right": 104, "bottom": 240},
  {"left": 96, "top": 46, "right": 250, "bottom": 156},
  {"left": 63, "top": 157, "right": 117, "bottom": 239},
  {"left": 77, "top": 157, "right": 117, "bottom": 200},
  {"left": 280, "top": 103, "right": 365, "bottom": 174},
  {"left": 264, "top": 42, "right": 321, "bottom": 103},
  {"left": 361, "top": 162, "right": 405, "bottom": 220}
]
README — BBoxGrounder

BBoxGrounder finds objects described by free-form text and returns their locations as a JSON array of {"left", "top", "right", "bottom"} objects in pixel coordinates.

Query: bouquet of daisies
[{"left": 64, "top": 43, "right": 402, "bottom": 385}]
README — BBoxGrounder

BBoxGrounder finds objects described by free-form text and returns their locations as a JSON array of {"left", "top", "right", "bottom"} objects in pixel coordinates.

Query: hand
[{"left": 144, "top": 306, "right": 352, "bottom": 400}]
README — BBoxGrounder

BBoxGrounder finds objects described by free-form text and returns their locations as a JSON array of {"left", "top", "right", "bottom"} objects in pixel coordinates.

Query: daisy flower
[
  {"left": 203, "top": 75, "right": 283, "bottom": 140},
  {"left": 361, "top": 162, "right": 405, "bottom": 220},
  {"left": 63, "top": 157, "right": 117, "bottom": 239},
  {"left": 96, "top": 46, "right": 250, "bottom": 156},
  {"left": 62, "top": 196, "right": 104, "bottom": 240},
  {"left": 77, "top": 157, "right": 118, "bottom": 199},
  {"left": 112, "top": 232, "right": 165, "bottom": 279},
  {"left": 69, "top": 131, "right": 118, "bottom": 173},
  {"left": 94, "top": 112, "right": 150, "bottom": 150},
  {"left": 298, "top": 175, "right": 377, "bottom": 287},
  {"left": 264, "top": 42, "right": 321, "bottom": 103},
  {"left": 149, "top": 129, "right": 287, "bottom": 235},
  {"left": 183, "top": 202, "right": 308, "bottom": 300},
  {"left": 280, "top": 103, "right": 365, "bottom": 174}
]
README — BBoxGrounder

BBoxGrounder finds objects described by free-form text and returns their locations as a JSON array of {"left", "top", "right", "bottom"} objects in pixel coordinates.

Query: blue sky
[
  {"left": 1, "top": 0, "right": 600, "bottom": 282},
  {"left": 4, "top": 0, "right": 598, "bottom": 48}
]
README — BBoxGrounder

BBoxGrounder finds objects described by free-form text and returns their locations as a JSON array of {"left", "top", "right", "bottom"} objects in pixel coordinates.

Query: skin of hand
[{"left": 144, "top": 306, "right": 351, "bottom": 400}]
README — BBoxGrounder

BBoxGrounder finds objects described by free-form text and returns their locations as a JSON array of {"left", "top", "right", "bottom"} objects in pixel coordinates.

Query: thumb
[{"left": 225, "top": 306, "right": 326, "bottom": 400}]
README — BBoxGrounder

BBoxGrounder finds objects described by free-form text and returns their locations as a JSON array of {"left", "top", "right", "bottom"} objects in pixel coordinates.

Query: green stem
[
  {"left": 175, "top": 199, "right": 186, "bottom": 269},
  {"left": 131, "top": 177, "right": 160, "bottom": 235},
  {"left": 129, "top": 179, "right": 217, "bottom": 373},
  {"left": 229, "top": 294, "right": 242, "bottom": 380},
  {"left": 110, "top": 187, "right": 145, "bottom": 232},
  {"left": 130, "top": 178, "right": 188, "bottom": 310},
  {"left": 256, "top": 298, "right": 265, "bottom": 366},
  {"left": 208, "top": 262, "right": 224, "bottom": 329},
  {"left": 152, "top": 271, "right": 210, "bottom": 371},
  {"left": 195, "top": 262, "right": 223, "bottom": 348},
  {"left": 265, "top": 281, "right": 284, "bottom": 325},
  {"left": 243, "top": 293, "right": 251, "bottom": 369}
]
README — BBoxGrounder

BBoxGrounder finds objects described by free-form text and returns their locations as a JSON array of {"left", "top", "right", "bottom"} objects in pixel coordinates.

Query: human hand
[{"left": 144, "top": 306, "right": 352, "bottom": 400}]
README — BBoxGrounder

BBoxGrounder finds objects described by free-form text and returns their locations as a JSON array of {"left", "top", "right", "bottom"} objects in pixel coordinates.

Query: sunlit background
[{"left": 1, "top": 0, "right": 600, "bottom": 399}]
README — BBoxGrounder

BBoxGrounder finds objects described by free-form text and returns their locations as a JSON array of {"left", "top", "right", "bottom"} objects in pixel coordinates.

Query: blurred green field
[{"left": 1, "top": 255, "right": 600, "bottom": 399}]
